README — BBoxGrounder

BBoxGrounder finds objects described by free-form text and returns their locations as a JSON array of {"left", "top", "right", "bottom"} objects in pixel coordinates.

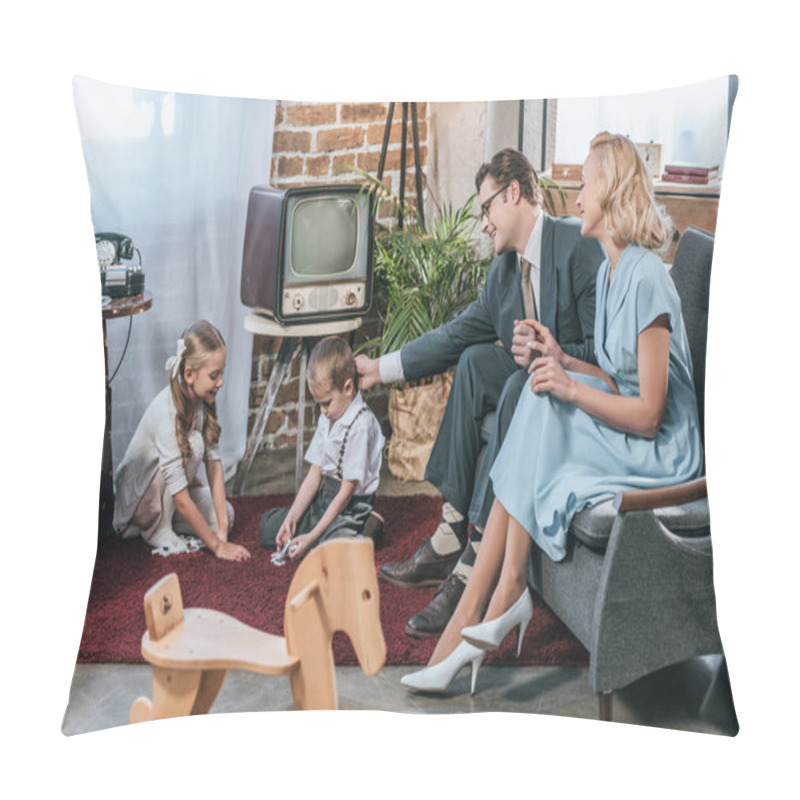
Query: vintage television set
[{"left": 240, "top": 184, "right": 375, "bottom": 325}]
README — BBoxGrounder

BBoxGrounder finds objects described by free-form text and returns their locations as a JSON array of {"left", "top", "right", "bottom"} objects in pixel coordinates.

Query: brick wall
[
  {"left": 272, "top": 101, "right": 428, "bottom": 219},
  {"left": 246, "top": 101, "right": 429, "bottom": 454}
]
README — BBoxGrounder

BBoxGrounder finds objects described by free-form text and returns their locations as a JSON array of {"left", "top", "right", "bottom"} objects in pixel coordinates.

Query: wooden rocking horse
[{"left": 130, "top": 538, "right": 386, "bottom": 722}]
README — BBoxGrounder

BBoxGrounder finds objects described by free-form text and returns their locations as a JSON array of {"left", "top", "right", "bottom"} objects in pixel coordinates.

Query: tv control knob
[
  {"left": 344, "top": 291, "right": 356, "bottom": 306},
  {"left": 292, "top": 294, "right": 304, "bottom": 310}
]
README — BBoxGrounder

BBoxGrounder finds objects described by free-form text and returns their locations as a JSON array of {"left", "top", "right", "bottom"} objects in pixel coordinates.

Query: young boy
[{"left": 259, "top": 336, "right": 385, "bottom": 561}]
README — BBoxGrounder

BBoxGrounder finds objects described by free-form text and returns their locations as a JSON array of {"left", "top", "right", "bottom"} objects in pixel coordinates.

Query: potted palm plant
[{"left": 345, "top": 170, "right": 489, "bottom": 480}]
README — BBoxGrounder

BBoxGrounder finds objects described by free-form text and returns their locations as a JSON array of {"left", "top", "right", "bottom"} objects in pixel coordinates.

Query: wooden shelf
[
  {"left": 547, "top": 177, "right": 721, "bottom": 197},
  {"left": 546, "top": 180, "right": 721, "bottom": 263}
]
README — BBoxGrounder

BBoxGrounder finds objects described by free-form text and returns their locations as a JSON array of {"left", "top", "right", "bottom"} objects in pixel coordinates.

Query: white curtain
[{"left": 73, "top": 76, "right": 275, "bottom": 478}]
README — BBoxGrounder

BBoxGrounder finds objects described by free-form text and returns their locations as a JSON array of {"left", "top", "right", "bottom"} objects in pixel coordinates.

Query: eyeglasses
[{"left": 480, "top": 183, "right": 510, "bottom": 220}]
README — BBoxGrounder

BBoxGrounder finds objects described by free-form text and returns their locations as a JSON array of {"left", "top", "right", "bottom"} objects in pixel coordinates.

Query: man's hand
[
  {"left": 355, "top": 354, "right": 382, "bottom": 391},
  {"left": 511, "top": 320, "right": 540, "bottom": 369}
]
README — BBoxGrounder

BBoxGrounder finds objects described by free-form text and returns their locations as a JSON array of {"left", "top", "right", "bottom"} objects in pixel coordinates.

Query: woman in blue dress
[{"left": 402, "top": 132, "right": 704, "bottom": 694}]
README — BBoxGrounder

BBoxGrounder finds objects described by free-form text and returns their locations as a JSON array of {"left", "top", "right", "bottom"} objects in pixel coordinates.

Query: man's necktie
[{"left": 520, "top": 257, "right": 538, "bottom": 321}]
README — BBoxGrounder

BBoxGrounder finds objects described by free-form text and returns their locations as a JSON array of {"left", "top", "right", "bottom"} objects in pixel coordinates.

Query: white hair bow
[{"left": 165, "top": 338, "right": 186, "bottom": 380}]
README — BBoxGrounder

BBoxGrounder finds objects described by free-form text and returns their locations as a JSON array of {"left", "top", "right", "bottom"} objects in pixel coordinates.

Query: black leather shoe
[
  {"left": 405, "top": 573, "right": 466, "bottom": 638},
  {"left": 379, "top": 539, "right": 462, "bottom": 588}
]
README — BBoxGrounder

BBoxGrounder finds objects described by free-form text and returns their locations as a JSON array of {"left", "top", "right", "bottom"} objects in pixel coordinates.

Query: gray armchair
[{"left": 484, "top": 226, "right": 727, "bottom": 721}]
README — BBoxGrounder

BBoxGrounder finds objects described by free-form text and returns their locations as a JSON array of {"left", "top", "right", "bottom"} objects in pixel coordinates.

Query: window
[{"left": 532, "top": 76, "right": 735, "bottom": 177}]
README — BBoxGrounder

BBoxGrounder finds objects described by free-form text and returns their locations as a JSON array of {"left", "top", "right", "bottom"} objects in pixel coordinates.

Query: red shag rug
[{"left": 77, "top": 494, "right": 589, "bottom": 668}]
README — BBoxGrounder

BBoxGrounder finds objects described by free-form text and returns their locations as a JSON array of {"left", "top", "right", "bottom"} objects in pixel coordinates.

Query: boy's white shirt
[{"left": 304, "top": 391, "right": 384, "bottom": 496}]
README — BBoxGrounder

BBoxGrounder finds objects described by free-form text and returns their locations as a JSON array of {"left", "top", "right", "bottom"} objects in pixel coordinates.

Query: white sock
[{"left": 430, "top": 502, "right": 466, "bottom": 555}]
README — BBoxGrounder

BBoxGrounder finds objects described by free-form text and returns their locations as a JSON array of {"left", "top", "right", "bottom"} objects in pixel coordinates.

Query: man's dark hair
[{"left": 475, "top": 147, "right": 543, "bottom": 206}]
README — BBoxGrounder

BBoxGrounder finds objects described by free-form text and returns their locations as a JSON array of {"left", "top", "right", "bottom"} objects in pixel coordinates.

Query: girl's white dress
[{"left": 113, "top": 386, "right": 231, "bottom": 554}]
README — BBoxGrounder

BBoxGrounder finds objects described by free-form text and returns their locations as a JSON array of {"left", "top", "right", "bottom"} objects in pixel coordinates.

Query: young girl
[
  {"left": 113, "top": 320, "right": 250, "bottom": 561},
  {"left": 258, "top": 336, "right": 384, "bottom": 561},
  {"left": 401, "top": 132, "right": 704, "bottom": 693}
]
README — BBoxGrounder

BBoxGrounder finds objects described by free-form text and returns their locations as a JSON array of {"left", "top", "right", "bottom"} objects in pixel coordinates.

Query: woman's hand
[
  {"left": 214, "top": 540, "right": 250, "bottom": 561},
  {"left": 526, "top": 320, "right": 565, "bottom": 371},
  {"left": 530, "top": 355, "right": 576, "bottom": 403}
]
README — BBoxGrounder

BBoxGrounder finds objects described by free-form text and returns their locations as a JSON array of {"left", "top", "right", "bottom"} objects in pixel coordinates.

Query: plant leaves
[{"left": 339, "top": 165, "right": 490, "bottom": 356}]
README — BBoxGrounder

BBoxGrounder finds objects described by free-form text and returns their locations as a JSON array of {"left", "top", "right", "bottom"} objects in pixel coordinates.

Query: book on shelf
[
  {"left": 660, "top": 172, "right": 715, "bottom": 185},
  {"left": 663, "top": 163, "right": 719, "bottom": 176},
  {"left": 663, "top": 163, "right": 719, "bottom": 180}
]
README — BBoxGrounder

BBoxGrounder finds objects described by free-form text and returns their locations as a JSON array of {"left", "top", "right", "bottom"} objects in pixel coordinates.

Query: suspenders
[{"left": 335, "top": 406, "right": 367, "bottom": 481}]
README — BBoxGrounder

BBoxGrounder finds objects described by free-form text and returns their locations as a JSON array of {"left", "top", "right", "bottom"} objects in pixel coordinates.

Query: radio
[{"left": 96, "top": 232, "right": 146, "bottom": 298}]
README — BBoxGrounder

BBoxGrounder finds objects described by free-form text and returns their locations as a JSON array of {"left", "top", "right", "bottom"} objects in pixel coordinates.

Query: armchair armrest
[{"left": 613, "top": 477, "right": 707, "bottom": 513}]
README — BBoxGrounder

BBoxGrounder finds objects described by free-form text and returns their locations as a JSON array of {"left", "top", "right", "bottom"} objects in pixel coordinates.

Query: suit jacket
[{"left": 401, "top": 214, "right": 604, "bottom": 381}]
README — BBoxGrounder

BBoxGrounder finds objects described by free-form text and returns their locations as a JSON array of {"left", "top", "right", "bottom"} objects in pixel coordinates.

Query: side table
[
  {"left": 99, "top": 291, "right": 153, "bottom": 537},
  {"left": 233, "top": 313, "right": 362, "bottom": 495}
]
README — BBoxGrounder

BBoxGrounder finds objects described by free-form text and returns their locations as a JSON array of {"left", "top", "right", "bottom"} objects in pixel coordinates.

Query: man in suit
[{"left": 356, "top": 148, "right": 604, "bottom": 638}]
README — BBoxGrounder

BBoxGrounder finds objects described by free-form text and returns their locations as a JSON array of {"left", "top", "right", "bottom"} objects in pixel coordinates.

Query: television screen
[{"left": 288, "top": 196, "right": 359, "bottom": 278}]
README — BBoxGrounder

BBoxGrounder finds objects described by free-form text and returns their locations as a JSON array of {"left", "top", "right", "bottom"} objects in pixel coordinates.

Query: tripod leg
[
  {"left": 377, "top": 102, "right": 395, "bottom": 182},
  {"left": 398, "top": 103, "right": 408, "bottom": 228},
  {"left": 234, "top": 336, "right": 298, "bottom": 494},
  {"left": 411, "top": 102, "right": 425, "bottom": 228},
  {"left": 295, "top": 344, "right": 308, "bottom": 493}
]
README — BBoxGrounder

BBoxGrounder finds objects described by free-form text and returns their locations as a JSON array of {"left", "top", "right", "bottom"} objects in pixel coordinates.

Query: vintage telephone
[{"left": 96, "top": 232, "right": 145, "bottom": 298}]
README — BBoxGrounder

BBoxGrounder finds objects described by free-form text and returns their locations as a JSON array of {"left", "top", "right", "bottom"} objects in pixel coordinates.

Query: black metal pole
[
  {"left": 378, "top": 101, "right": 427, "bottom": 230},
  {"left": 377, "top": 102, "right": 395, "bottom": 182},
  {"left": 398, "top": 102, "right": 408, "bottom": 230},
  {"left": 411, "top": 102, "right": 425, "bottom": 229}
]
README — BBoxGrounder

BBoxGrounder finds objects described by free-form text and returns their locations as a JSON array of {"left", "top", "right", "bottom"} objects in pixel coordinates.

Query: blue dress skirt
[{"left": 489, "top": 245, "right": 704, "bottom": 562}]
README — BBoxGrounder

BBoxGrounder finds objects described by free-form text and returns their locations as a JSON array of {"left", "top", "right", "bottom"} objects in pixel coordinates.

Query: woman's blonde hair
[
  {"left": 170, "top": 320, "right": 225, "bottom": 468},
  {"left": 589, "top": 132, "right": 673, "bottom": 251},
  {"left": 307, "top": 336, "right": 356, "bottom": 392}
]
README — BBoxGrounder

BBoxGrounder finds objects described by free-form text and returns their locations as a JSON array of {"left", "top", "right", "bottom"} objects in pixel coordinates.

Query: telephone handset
[
  {"left": 96, "top": 232, "right": 145, "bottom": 298},
  {"left": 96, "top": 232, "right": 136, "bottom": 267}
]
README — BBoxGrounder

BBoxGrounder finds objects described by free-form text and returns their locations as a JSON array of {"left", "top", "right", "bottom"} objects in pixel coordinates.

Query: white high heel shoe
[
  {"left": 400, "top": 641, "right": 486, "bottom": 695},
  {"left": 461, "top": 588, "right": 533, "bottom": 656}
]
